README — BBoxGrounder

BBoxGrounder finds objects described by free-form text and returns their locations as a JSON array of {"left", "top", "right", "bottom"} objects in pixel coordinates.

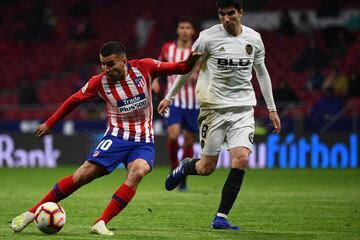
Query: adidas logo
[
  {"left": 173, "top": 166, "right": 181, "bottom": 175},
  {"left": 218, "top": 46, "right": 225, "bottom": 52}
]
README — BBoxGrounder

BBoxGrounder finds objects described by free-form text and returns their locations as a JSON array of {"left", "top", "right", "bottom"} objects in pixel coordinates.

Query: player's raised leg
[
  {"left": 91, "top": 159, "right": 151, "bottom": 235},
  {"left": 11, "top": 161, "right": 106, "bottom": 233},
  {"left": 211, "top": 146, "right": 250, "bottom": 230}
]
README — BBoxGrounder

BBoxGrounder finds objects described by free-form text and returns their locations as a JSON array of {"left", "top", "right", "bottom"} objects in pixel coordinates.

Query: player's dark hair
[
  {"left": 178, "top": 16, "right": 195, "bottom": 29},
  {"left": 216, "top": 0, "right": 243, "bottom": 10},
  {"left": 100, "top": 41, "right": 126, "bottom": 57}
]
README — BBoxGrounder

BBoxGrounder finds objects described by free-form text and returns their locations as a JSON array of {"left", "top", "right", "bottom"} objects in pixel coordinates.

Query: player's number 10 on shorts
[{"left": 96, "top": 139, "right": 113, "bottom": 151}]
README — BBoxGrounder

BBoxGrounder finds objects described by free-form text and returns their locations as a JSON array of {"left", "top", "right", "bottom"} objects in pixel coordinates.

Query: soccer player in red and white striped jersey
[
  {"left": 157, "top": 23, "right": 198, "bottom": 110},
  {"left": 153, "top": 17, "right": 199, "bottom": 191},
  {"left": 11, "top": 42, "right": 201, "bottom": 235}
]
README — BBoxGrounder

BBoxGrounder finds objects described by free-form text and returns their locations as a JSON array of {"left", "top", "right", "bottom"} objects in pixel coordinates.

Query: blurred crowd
[
  {"left": 0, "top": 0, "right": 359, "bottom": 132},
  {"left": 274, "top": 6, "right": 359, "bottom": 131}
]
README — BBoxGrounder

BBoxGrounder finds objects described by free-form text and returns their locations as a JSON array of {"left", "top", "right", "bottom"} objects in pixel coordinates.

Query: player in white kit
[{"left": 158, "top": 0, "right": 281, "bottom": 230}]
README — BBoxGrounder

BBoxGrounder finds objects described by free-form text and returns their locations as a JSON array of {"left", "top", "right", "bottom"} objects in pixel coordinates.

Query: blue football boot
[
  {"left": 165, "top": 158, "right": 191, "bottom": 191},
  {"left": 211, "top": 215, "right": 240, "bottom": 230}
]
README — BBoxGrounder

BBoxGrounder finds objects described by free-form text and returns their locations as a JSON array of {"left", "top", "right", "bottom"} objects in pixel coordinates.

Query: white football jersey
[{"left": 193, "top": 24, "right": 265, "bottom": 109}]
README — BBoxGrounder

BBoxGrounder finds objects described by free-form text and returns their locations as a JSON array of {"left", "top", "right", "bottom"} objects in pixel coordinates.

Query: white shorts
[{"left": 198, "top": 106, "right": 255, "bottom": 156}]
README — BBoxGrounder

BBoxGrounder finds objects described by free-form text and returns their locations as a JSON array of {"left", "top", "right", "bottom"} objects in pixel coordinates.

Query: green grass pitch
[{"left": 0, "top": 167, "right": 359, "bottom": 239}]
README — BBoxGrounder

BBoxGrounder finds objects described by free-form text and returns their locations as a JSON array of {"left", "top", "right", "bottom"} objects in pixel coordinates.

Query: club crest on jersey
[
  {"left": 245, "top": 44, "right": 253, "bottom": 55},
  {"left": 117, "top": 93, "right": 147, "bottom": 113},
  {"left": 134, "top": 76, "right": 146, "bottom": 88}
]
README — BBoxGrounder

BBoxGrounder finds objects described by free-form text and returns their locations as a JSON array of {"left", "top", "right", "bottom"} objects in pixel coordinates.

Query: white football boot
[
  {"left": 11, "top": 211, "right": 35, "bottom": 233},
  {"left": 90, "top": 220, "right": 114, "bottom": 236}
]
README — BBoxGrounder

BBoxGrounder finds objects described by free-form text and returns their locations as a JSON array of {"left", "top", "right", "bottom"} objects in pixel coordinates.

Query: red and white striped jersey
[
  {"left": 159, "top": 41, "right": 199, "bottom": 110},
  {"left": 92, "top": 62, "right": 154, "bottom": 143},
  {"left": 45, "top": 59, "right": 193, "bottom": 143}
]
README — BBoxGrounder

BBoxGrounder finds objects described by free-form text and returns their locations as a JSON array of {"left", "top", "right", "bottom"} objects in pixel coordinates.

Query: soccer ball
[{"left": 35, "top": 202, "right": 66, "bottom": 234}]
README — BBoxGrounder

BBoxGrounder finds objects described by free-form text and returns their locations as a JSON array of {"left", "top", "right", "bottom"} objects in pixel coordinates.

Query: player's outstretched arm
[
  {"left": 37, "top": 78, "right": 99, "bottom": 139},
  {"left": 36, "top": 89, "right": 96, "bottom": 139},
  {"left": 180, "top": 51, "right": 203, "bottom": 66},
  {"left": 159, "top": 52, "right": 202, "bottom": 110},
  {"left": 151, "top": 51, "right": 203, "bottom": 77},
  {"left": 45, "top": 94, "right": 83, "bottom": 128},
  {"left": 35, "top": 123, "right": 51, "bottom": 139},
  {"left": 155, "top": 52, "right": 202, "bottom": 116}
]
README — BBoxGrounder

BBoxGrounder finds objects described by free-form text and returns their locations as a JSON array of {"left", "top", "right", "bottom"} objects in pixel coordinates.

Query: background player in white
[
  {"left": 158, "top": 0, "right": 281, "bottom": 230},
  {"left": 153, "top": 17, "right": 199, "bottom": 191}
]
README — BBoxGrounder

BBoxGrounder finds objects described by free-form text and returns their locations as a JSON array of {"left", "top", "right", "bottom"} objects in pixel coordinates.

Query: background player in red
[
  {"left": 11, "top": 41, "right": 201, "bottom": 235},
  {"left": 153, "top": 17, "right": 199, "bottom": 191}
]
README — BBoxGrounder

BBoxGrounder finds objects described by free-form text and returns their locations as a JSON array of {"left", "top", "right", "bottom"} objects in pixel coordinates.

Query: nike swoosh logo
[{"left": 106, "top": 91, "right": 112, "bottom": 94}]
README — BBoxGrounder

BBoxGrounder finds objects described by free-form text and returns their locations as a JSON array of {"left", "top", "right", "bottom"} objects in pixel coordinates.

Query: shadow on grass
[
  {"left": 0, "top": 225, "right": 322, "bottom": 240},
  {"left": 106, "top": 225, "right": 316, "bottom": 240},
  {"left": 9, "top": 231, "right": 118, "bottom": 239}
]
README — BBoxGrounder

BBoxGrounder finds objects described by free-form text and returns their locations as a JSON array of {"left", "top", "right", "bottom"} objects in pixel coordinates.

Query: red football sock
[
  {"left": 29, "top": 175, "right": 79, "bottom": 213},
  {"left": 182, "top": 145, "right": 194, "bottom": 159},
  {"left": 96, "top": 183, "right": 136, "bottom": 224},
  {"left": 167, "top": 139, "right": 179, "bottom": 170}
]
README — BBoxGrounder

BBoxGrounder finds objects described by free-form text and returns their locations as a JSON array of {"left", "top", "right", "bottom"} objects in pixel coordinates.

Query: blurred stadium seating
[{"left": 0, "top": 0, "right": 359, "bottom": 133}]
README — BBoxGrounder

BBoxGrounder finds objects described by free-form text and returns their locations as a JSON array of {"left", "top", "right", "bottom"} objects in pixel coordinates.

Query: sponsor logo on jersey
[
  {"left": 117, "top": 93, "right": 147, "bottom": 113},
  {"left": 217, "top": 58, "right": 252, "bottom": 71},
  {"left": 246, "top": 44, "right": 253, "bottom": 55}
]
